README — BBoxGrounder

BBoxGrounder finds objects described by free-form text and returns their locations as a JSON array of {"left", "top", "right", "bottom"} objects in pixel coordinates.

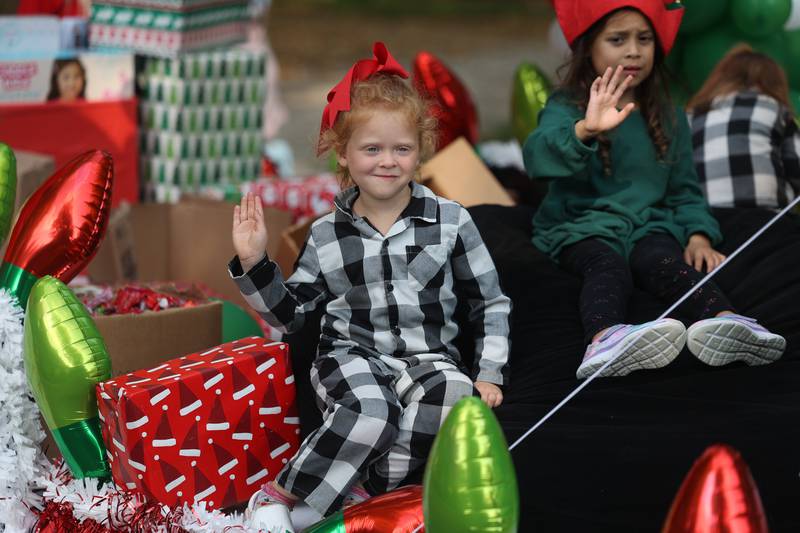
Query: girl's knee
[
  {"left": 449, "top": 376, "right": 478, "bottom": 407},
  {"left": 420, "top": 373, "right": 476, "bottom": 408},
  {"left": 345, "top": 398, "right": 401, "bottom": 448}
]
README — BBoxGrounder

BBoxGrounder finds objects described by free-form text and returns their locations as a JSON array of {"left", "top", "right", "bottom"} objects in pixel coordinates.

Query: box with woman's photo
[{"left": 0, "top": 52, "right": 134, "bottom": 104}]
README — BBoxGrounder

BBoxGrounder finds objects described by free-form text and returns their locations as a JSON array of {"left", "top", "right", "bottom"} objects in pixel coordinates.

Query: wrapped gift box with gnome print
[{"left": 96, "top": 337, "right": 299, "bottom": 509}]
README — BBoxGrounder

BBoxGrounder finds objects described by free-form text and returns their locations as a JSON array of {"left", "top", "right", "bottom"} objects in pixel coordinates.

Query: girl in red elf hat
[
  {"left": 229, "top": 42, "right": 511, "bottom": 530},
  {"left": 524, "top": 1, "right": 786, "bottom": 380}
]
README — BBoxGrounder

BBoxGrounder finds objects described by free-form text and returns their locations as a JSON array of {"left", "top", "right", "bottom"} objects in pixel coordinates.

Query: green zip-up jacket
[{"left": 523, "top": 92, "right": 721, "bottom": 260}]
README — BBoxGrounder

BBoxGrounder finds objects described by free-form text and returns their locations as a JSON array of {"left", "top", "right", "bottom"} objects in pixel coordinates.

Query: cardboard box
[
  {"left": 421, "top": 137, "right": 515, "bottom": 207},
  {"left": 13, "top": 149, "right": 54, "bottom": 213},
  {"left": 89, "top": 199, "right": 292, "bottom": 306},
  {"left": 274, "top": 216, "right": 316, "bottom": 277},
  {"left": 95, "top": 300, "right": 222, "bottom": 376}
]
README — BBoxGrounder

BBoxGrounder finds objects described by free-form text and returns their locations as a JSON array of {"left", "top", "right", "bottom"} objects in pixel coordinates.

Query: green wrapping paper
[
  {"left": 91, "top": 2, "right": 248, "bottom": 32},
  {"left": 142, "top": 49, "right": 266, "bottom": 79},
  {"left": 141, "top": 76, "right": 266, "bottom": 106},
  {"left": 142, "top": 130, "right": 261, "bottom": 159},
  {"left": 90, "top": 0, "right": 232, "bottom": 11},
  {"left": 89, "top": 22, "right": 247, "bottom": 56},
  {"left": 141, "top": 103, "right": 263, "bottom": 133},
  {"left": 141, "top": 155, "right": 260, "bottom": 186},
  {"left": 135, "top": 47, "right": 266, "bottom": 202}
]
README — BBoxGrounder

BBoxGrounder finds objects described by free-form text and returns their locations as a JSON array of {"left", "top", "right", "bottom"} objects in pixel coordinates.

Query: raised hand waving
[
  {"left": 232, "top": 192, "right": 268, "bottom": 272},
  {"left": 577, "top": 65, "right": 635, "bottom": 140}
]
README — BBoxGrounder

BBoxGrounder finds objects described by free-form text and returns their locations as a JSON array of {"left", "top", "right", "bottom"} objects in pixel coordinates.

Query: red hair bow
[{"left": 319, "top": 42, "right": 409, "bottom": 140}]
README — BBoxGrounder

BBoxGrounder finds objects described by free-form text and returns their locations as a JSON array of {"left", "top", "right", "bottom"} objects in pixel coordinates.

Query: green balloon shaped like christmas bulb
[
  {"left": 0, "top": 142, "right": 16, "bottom": 246},
  {"left": 423, "top": 396, "right": 519, "bottom": 533},
  {"left": 511, "top": 63, "right": 552, "bottom": 147},
  {"left": 678, "top": 0, "right": 729, "bottom": 35},
  {"left": 24, "top": 275, "right": 112, "bottom": 479},
  {"left": 731, "top": 0, "right": 791, "bottom": 38}
]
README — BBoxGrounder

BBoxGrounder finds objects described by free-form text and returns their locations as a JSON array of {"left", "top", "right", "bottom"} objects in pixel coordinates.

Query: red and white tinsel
[{"left": 0, "top": 289, "right": 269, "bottom": 532}]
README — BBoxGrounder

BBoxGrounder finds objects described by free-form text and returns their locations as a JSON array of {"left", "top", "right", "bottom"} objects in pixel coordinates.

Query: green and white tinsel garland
[
  {"left": 0, "top": 289, "right": 48, "bottom": 532},
  {"left": 0, "top": 289, "right": 265, "bottom": 532}
]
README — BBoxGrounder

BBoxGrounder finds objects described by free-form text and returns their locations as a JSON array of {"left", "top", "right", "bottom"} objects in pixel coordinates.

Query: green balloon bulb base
[
  {"left": 52, "top": 417, "right": 111, "bottom": 479},
  {"left": 0, "top": 262, "right": 39, "bottom": 310},
  {"left": 303, "top": 510, "right": 346, "bottom": 533}
]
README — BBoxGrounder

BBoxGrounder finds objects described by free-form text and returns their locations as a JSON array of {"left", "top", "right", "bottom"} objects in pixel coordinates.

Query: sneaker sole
[
  {"left": 576, "top": 320, "right": 687, "bottom": 379},
  {"left": 687, "top": 321, "right": 786, "bottom": 366}
]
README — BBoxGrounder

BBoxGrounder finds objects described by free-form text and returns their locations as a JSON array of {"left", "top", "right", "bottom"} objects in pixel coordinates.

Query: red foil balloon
[
  {"left": 662, "top": 444, "right": 768, "bottom": 533},
  {"left": 305, "top": 485, "right": 423, "bottom": 533},
  {"left": 344, "top": 485, "right": 423, "bottom": 533},
  {"left": 412, "top": 51, "right": 479, "bottom": 151},
  {"left": 0, "top": 150, "right": 112, "bottom": 305}
]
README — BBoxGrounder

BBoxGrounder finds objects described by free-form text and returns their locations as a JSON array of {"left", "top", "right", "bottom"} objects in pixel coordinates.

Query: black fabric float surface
[{"left": 284, "top": 205, "right": 800, "bottom": 533}]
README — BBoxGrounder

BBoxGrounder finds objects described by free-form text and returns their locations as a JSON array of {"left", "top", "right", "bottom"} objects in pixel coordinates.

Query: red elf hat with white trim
[{"left": 553, "top": 0, "right": 684, "bottom": 55}]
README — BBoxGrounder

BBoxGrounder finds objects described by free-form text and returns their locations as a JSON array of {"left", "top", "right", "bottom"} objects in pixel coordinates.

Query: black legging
[{"left": 560, "top": 233, "right": 733, "bottom": 343}]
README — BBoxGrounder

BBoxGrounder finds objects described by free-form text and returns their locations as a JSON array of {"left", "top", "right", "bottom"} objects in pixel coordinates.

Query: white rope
[
  {"left": 411, "top": 198, "right": 800, "bottom": 531},
  {"left": 509, "top": 195, "right": 800, "bottom": 452}
]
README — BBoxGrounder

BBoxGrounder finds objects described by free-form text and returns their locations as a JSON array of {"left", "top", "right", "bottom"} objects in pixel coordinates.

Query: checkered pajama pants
[{"left": 275, "top": 348, "right": 475, "bottom": 516}]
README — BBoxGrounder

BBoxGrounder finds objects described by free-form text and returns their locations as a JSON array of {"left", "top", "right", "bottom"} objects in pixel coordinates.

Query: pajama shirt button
[
  {"left": 387, "top": 283, "right": 394, "bottom": 292},
  {"left": 392, "top": 327, "right": 400, "bottom": 335}
]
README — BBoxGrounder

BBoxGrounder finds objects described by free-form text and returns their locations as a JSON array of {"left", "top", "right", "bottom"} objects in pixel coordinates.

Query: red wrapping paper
[
  {"left": 243, "top": 175, "right": 338, "bottom": 221},
  {"left": 96, "top": 337, "right": 299, "bottom": 509}
]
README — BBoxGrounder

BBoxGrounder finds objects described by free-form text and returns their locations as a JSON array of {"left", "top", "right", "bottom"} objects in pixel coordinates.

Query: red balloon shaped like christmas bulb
[
  {"left": 0, "top": 150, "right": 113, "bottom": 308},
  {"left": 304, "top": 485, "right": 423, "bottom": 533},
  {"left": 662, "top": 444, "right": 768, "bottom": 533},
  {"left": 412, "top": 51, "right": 479, "bottom": 151}
]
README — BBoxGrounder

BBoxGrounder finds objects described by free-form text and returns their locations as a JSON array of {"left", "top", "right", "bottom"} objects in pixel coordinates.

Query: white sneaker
[
  {"left": 576, "top": 318, "right": 687, "bottom": 379},
  {"left": 246, "top": 489, "right": 296, "bottom": 533},
  {"left": 687, "top": 314, "right": 786, "bottom": 366}
]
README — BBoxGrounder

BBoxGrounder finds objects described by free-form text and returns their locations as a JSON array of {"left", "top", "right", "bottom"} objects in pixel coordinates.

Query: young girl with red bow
[
  {"left": 230, "top": 42, "right": 511, "bottom": 530},
  {"left": 524, "top": 1, "right": 786, "bottom": 380}
]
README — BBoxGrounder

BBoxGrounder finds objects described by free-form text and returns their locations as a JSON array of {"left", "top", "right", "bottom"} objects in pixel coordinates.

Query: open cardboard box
[
  {"left": 274, "top": 216, "right": 318, "bottom": 277},
  {"left": 89, "top": 198, "right": 292, "bottom": 305},
  {"left": 14, "top": 149, "right": 55, "bottom": 213},
  {"left": 95, "top": 300, "right": 223, "bottom": 376},
  {"left": 420, "top": 136, "right": 515, "bottom": 208}
]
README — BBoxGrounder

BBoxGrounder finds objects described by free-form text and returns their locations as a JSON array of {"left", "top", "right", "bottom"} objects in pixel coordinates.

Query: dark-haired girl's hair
[{"left": 557, "top": 8, "right": 674, "bottom": 175}]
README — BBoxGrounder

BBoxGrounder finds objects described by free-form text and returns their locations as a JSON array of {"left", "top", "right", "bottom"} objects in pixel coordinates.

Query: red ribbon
[{"left": 318, "top": 42, "right": 408, "bottom": 147}]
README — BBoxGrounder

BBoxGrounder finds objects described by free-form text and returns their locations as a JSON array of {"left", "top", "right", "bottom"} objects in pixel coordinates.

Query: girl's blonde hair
[
  {"left": 318, "top": 73, "right": 438, "bottom": 189},
  {"left": 686, "top": 44, "right": 792, "bottom": 115}
]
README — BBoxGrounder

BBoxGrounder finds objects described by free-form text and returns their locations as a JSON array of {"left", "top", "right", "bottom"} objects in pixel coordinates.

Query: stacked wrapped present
[
  {"left": 138, "top": 50, "right": 266, "bottom": 202},
  {"left": 89, "top": 0, "right": 249, "bottom": 57},
  {"left": 242, "top": 173, "right": 340, "bottom": 221}
]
